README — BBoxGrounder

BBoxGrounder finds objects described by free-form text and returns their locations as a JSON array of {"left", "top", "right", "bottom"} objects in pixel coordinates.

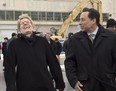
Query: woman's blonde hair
[{"left": 17, "top": 14, "right": 34, "bottom": 32}]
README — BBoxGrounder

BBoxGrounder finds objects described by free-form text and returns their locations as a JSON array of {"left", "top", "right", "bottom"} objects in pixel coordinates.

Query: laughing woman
[{"left": 4, "top": 14, "right": 65, "bottom": 91}]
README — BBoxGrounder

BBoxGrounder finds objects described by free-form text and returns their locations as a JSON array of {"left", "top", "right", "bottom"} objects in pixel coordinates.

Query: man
[
  {"left": 7, "top": 32, "right": 17, "bottom": 49},
  {"left": 54, "top": 38, "right": 62, "bottom": 63},
  {"left": 106, "top": 18, "right": 116, "bottom": 31},
  {"left": 4, "top": 14, "right": 65, "bottom": 91},
  {"left": 63, "top": 32, "right": 73, "bottom": 57},
  {"left": 45, "top": 33, "right": 56, "bottom": 54},
  {"left": 2, "top": 37, "right": 8, "bottom": 70},
  {"left": 65, "top": 8, "right": 116, "bottom": 91}
]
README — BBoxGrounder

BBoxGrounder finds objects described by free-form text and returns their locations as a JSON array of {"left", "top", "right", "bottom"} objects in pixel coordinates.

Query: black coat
[
  {"left": 2, "top": 42, "right": 7, "bottom": 55},
  {"left": 65, "top": 25, "right": 116, "bottom": 90},
  {"left": 4, "top": 34, "right": 65, "bottom": 91},
  {"left": 63, "top": 39, "right": 70, "bottom": 56},
  {"left": 55, "top": 41, "right": 62, "bottom": 55},
  {"left": 2, "top": 42, "right": 7, "bottom": 66},
  {"left": 48, "top": 38, "right": 56, "bottom": 55}
]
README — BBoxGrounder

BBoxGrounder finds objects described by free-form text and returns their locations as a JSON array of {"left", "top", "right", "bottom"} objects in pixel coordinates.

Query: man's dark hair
[
  {"left": 106, "top": 18, "right": 116, "bottom": 28},
  {"left": 12, "top": 33, "right": 17, "bottom": 37},
  {"left": 82, "top": 7, "right": 100, "bottom": 25},
  {"left": 4, "top": 37, "right": 8, "bottom": 40},
  {"left": 68, "top": 32, "right": 73, "bottom": 38}
]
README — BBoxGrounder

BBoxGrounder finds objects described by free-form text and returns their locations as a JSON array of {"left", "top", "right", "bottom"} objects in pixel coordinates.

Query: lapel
[
  {"left": 76, "top": 31, "right": 91, "bottom": 54},
  {"left": 94, "top": 25, "right": 108, "bottom": 49},
  {"left": 75, "top": 25, "right": 108, "bottom": 54}
]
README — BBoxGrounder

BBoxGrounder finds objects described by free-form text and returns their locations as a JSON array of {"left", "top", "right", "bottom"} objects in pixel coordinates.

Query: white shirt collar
[
  {"left": 87, "top": 26, "right": 98, "bottom": 39},
  {"left": 88, "top": 26, "right": 98, "bottom": 35}
]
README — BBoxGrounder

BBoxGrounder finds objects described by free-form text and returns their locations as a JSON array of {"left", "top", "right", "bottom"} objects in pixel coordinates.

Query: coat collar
[
  {"left": 19, "top": 32, "right": 37, "bottom": 46},
  {"left": 94, "top": 25, "right": 108, "bottom": 48},
  {"left": 75, "top": 25, "right": 109, "bottom": 53}
]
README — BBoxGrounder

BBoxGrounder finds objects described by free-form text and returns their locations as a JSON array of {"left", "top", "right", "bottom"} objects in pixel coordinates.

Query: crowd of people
[{"left": 1, "top": 7, "right": 116, "bottom": 91}]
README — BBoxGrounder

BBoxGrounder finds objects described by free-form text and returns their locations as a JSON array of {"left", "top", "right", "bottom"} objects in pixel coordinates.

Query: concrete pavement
[{"left": 0, "top": 60, "right": 6, "bottom": 91}]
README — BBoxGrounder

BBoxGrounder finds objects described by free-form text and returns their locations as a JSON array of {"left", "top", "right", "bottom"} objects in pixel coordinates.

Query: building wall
[
  {"left": 0, "top": 0, "right": 116, "bottom": 41},
  {"left": 0, "top": 0, "right": 78, "bottom": 12},
  {"left": 0, "top": 24, "right": 17, "bottom": 41},
  {"left": 0, "top": 0, "right": 116, "bottom": 18}
]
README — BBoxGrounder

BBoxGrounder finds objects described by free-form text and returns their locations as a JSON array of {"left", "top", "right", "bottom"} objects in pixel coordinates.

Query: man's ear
[{"left": 92, "top": 18, "right": 96, "bottom": 24}]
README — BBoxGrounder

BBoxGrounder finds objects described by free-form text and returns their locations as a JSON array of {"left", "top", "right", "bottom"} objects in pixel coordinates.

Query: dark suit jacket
[{"left": 65, "top": 25, "right": 116, "bottom": 90}]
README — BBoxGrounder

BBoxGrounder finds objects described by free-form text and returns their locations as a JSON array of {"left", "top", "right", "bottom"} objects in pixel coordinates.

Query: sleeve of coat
[
  {"left": 4, "top": 41, "right": 17, "bottom": 91},
  {"left": 44, "top": 38, "right": 65, "bottom": 89},
  {"left": 64, "top": 37, "right": 78, "bottom": 88},
  {"left": 63, "top": 40, "right": 68, "bottom": 53},
  {"left": 112, "top": 36, "right": 116, "bottom": 78}
]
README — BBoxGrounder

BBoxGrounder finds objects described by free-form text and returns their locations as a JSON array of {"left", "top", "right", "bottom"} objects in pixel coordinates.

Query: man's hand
[{"left": 75, "top": 81, "right": 83, "bottom": 91}]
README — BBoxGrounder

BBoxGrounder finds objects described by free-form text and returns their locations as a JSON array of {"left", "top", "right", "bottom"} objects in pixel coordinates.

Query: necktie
[{"left": 89, "top": 34, "right": 94, "bottom": 43}]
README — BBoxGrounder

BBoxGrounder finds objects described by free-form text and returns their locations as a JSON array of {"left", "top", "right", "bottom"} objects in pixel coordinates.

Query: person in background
[
  {"left": 4, "top": 14, "right": 65, "bottom": 91},
  {"left": 65, "top": 7, "right": 116, "bottom": 91},
  {"left": 106, "top": 18, "right": 116, "bottom": 31},
  {"left": 2, "top": 37, "right": 8, "bottom": 71},
  {"left": 54, "top": 38, "right": 62, "bottom": 63},
  {"left": 63, "top": 32, "right": 73, "bottom": 57},
  {"left": 7, "top": 32, "right": 17, "bottom": 49},
  {"left": 0, "top": 41, "right": 2, "bottom": 60},
  {"left": 45, "top": 33, "right": 56, "bottom": 54}
]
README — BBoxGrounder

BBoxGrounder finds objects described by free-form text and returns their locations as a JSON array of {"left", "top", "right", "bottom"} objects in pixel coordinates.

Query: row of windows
[
  {"left": 0, "top": 10, "right": 109, "bottom": 22},
  {"left": 33, "top": 0, "right": 76, "bottom": 2}
]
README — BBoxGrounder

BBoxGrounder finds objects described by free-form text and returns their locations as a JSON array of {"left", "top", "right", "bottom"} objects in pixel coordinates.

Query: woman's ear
[{"left": 33, "top": 25, "right": 36, "bottom": 32}]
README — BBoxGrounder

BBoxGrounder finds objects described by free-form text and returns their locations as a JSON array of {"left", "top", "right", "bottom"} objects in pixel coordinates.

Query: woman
[{"left": 4, "top": 14, "right": 65, "bottom": 91}]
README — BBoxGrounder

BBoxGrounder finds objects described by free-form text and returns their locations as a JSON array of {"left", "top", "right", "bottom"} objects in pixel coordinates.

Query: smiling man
[{"left": 65, "top": 8, "right": 116, "bottom": 91}]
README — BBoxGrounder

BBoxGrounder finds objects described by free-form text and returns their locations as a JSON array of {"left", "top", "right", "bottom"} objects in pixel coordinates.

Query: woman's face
[{"left": 19, "top": 18, "right": 34, "bottom": 36}]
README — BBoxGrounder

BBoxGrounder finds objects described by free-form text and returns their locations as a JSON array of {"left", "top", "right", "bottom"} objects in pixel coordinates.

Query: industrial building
[{"left": 0, "top": 0, "right": 116, "bottom": 41}]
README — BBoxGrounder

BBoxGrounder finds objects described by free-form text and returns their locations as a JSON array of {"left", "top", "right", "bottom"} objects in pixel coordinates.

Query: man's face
[
  {"left": 20, "top": 18, "right": 34, "bottom": 36},
  {"left": 45, "top": 33, "right": 51, "bottom": 41},
  {"left": 4, "top": 39, "right": 8, "bottom": 42},
  {"left": 79, "top": 12, "right": 95, "bottom": 33}
]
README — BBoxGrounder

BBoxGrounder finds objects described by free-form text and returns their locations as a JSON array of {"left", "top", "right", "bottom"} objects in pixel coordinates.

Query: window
[
  {"left": 6, "top": 11, "right": 14, "bottom": 20},
  {"left": 47, "top": 12, "right": 53, "bottom": 21},
  {"left": 22, "top": 11, "right": 30, "bottom": 16},
  {"left": 39, "top": 12, "right": 46, "bottom": 20},
  {"left": 54, "top": 12, "right": 61, "bottom": 21},
  {"left": 31, "top": 11, "right": 38, "bottom": 20},
  {"left": 103, "top": 13, "right": 109, "bottom": 21},
  {"left": 15, "top": 11, "right": 22, "bottom": 20},
  {"left": 0, "top": 11, "right": 5, "bottom": 20},
  {"left": 62, "top": 12, "right": 69, "bottom": 21}
]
